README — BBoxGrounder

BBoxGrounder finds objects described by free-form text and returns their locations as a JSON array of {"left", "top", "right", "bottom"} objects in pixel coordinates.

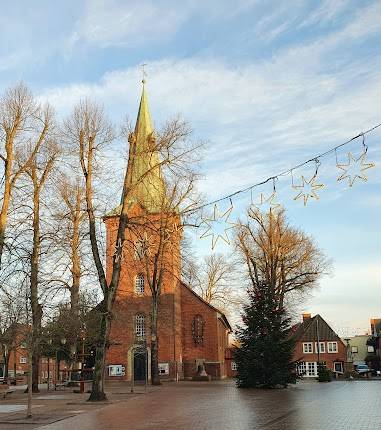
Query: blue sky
[{"left": 1, "top": 0, "right": 380, "bottom": 334}]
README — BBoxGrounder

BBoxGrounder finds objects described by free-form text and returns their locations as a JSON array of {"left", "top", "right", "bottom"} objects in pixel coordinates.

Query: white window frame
[
  {"left": 231, "top": 361, "right": 237, "bottom": 371},
  {"left": 135, "top": 314, "right": 146, "bottom": 338},
  {"left": 327, "top": 342, "right": 338, "bottom": 353},
  {"left": 367, "top": 345, "right": 375, "bottom": 353},
  {"left": 303, "top": 342, "right": 313, "bottom": 354},
  {"left": 20, "top": 356, "right": 27, "bottom": 364},
  {"left": 297, "top": 361, "right": 306, "bottom": 375},
  {"left": 314, "top": 342, "right": 325, "bottom": 353},
  {"left": 307, "top": 362, "right": 317, "bottom": 377},
  {"left": 351, "top": 346, "right": 358, "bottom": 353},
  {"left": 135, "top": 274, "right": 145, "bottom": 294},
  {"left": 334, "top": 362, "right": 343, "bottom": 373}
]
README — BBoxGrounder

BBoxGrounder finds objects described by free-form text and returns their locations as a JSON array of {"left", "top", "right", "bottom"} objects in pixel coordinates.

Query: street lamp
[{"left": 56, "top": 337, "right": 67, "bottom": 385}]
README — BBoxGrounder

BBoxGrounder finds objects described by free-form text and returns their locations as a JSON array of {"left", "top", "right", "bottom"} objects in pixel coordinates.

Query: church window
[
  {"left": 135, "top": 274, "right": 145, "bottom": 294},
  {"left": 135, "top": 314, "right": 146, "bottom": 339},
  {"left": 191, "top": 314, "right": 205, "bottom": 345}
]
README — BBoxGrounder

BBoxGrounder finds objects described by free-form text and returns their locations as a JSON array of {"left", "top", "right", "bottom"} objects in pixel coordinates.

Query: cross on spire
[{"left": 140, "top": 63, "right": 147, "bottom": 84}]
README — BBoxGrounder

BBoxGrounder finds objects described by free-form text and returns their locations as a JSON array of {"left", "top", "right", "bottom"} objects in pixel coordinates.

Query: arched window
[
  {"left": 135, "top": 314, "right": 146, "bottom": 338},
  {"left": 135, "top": 274, "right": 145, "bottom": 294}
]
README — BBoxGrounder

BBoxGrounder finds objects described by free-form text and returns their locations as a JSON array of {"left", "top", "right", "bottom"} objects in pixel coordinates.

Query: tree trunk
[
  {"left": 30, "top": 167, "right": 42, "bottom": 393},
  {"left": 150, "top": 296, "right": 161, "bottom": 386},
  {"left": 26, "top": 349, "right": 33, "bottom": 418},
  {"left": 88, "top": 300, "right": 110, "bottom": 402},
  {"left": 0, "top": 145, "right": 13, "bottom": 268}
]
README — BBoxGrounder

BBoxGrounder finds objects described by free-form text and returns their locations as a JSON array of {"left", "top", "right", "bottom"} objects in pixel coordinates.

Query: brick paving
[{"left": 0, "top": 380, "right": 380, "bottom": 429}]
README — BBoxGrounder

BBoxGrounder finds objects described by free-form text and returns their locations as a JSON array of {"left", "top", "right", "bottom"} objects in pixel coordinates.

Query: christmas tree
[{"left": 234, "top": 282, "right": 296, "bottom": 388}]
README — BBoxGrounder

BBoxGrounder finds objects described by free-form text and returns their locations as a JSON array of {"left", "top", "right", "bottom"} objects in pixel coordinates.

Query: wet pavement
[{"left": 36, "top": 380, "right": 381, "bottom": 430}]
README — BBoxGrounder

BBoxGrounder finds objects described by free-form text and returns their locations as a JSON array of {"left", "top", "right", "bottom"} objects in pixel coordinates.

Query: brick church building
[{"left": 104, "top": 81, "right": 232, "bottom": 382}]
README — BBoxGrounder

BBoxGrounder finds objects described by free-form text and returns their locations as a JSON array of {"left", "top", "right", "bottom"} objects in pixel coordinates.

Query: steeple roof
[{"left": 105, "top": 81, "right": 166, "bottom": 217}]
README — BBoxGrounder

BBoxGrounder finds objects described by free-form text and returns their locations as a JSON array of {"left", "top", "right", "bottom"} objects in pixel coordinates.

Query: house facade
[
  {"left": 104, "top": 81, "right": 232, "bottom": 382},
  {"left": 292, "top": 313, "right": 347, "bottom": 377}
]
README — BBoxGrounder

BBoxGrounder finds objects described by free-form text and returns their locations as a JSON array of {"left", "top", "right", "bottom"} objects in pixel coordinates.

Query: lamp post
[
  {"left": 56, "top": 337, "right": 67, "bottom": 386},
  {"left": 47, "top": 338, "right": 52, "bottom": 390}
]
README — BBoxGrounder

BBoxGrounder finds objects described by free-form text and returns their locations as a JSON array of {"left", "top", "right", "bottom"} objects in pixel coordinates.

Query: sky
[{"left": 1, "top": 0, "right": 380, "bottom": 335}]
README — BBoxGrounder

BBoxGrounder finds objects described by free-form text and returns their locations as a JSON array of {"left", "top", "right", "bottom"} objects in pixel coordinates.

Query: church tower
[{"left": 104, "top": 80, "right": 183, "bottom": 382}]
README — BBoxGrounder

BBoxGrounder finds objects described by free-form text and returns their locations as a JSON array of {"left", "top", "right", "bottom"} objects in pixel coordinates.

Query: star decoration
[
  {"left": 163, "top": 221, "right": 183, "bottom": 243},
  {"left": 337, "top": 151, "right": 375, "bottom": 187},
  {"left": 113, "top": 238, "right": 124, "bottom": 262},
  {"left": 134, "top": 232, "right": 153, "bottom": 260},
  {"left": 293, "top": 175, "right": 324, "bottom": 206},
  {"left": 249, "top": 192, "right": 281, "bottom": 219},
  {"left": 200, "top": 204, "right": 237, "bottom": 250}
]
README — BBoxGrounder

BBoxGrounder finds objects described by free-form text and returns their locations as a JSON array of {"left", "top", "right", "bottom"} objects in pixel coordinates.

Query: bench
[{"left": 0, "top": 385, "right": 14, "bottom": 399}]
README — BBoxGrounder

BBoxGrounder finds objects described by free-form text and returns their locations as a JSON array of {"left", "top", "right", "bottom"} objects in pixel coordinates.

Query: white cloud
[
  {"left": 299, "top": 0, "right": 350, "bottom": 28},
  {"left": 68, "top": 0, "right": 192, "bottom": 49}
]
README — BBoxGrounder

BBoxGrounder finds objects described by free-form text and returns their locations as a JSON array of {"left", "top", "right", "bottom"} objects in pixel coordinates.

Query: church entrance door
[{"left": 134, "top": 351, "right": 147, "bottom": 382}]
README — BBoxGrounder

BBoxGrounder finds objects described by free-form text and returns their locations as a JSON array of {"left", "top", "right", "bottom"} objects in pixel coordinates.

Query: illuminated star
[
  {"left": 337, "top": 151, "right": 375, "bottom": 187},
  {"left": 200, "top": 204, "right": 237, "bottom": 250},
  {"left": 293, "top": 175, "right": 324, "bottom": 206},
  {"left": 250, "top": 192, "right": 281, "bottom": 218},
  {"left": 134, "top": 232, "right": 153, "bottom": 259},
  {"left": 163, "top": 221, "right": 183, "bottom": 243},
  {"left": 113, "top": 238, "right": 124, "bottom": 262}
]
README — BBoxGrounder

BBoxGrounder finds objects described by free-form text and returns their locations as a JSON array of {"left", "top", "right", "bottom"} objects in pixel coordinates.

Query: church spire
[{"left": 124, "top": 80, "right": 166, "bottom": 213}]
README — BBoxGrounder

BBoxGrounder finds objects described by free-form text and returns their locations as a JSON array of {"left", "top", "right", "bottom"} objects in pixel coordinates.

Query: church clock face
[{"left": 192, "top": 314, "right": 205, "bottom": 345}]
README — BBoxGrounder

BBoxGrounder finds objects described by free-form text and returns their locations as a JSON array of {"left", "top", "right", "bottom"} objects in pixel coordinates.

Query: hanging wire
[{"left": 184, "top": 122, "right": 381, "bottom": 214}]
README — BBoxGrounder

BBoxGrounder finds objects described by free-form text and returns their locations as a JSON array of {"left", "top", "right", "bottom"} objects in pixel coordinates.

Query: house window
[
  {"left": 334, "top": 362, "right": 343, "bottom": 373},
  {"left": 20, "top": 357, "right": 27, "bottom": 364},
  {"left": 135, "top": 274, "right": 145, "bottom": 294},
  {"left": 314, "top": 342, "right": 325, "bottom": 353},
  {"left": 367, "top": 345, "right": 375, "bottom": 353},
  {"left": 351, "top": 346, "right": 358, "bottom": 353},
  {"left": 297, "top": 361, "right": 306, "bottom": 376},
  {"left": 231, "top": 361, "right": 237, "bottom": 371},
  {"left": 135, "top": 314, "right": 146, "bottom": 338},
  {"left": 303, "top": 342, "right": 313, "bottom": 353},
  {"left": 307, "top": 362, "right": 317, "bottom": 377},
  {"left": 328, "top": 342, "right": 338, "bottom": 353},
  {"left": 20, "top": 342, "right": 27, "bottom": 349}
]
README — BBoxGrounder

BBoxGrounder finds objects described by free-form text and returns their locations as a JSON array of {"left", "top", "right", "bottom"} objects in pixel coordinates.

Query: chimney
[{"left": 302, "top": 313, "right": 311, "bottom": 323}]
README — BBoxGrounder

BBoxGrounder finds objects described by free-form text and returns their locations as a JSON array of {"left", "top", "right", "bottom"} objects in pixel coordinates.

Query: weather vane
[{"left": 140, "top": 63, "right": 147, "bottom": 83}]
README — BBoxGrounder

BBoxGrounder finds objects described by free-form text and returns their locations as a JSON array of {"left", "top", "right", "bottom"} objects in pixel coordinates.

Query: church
[{"left": 104, "top": 81, "right": 232, "bottom": 382}]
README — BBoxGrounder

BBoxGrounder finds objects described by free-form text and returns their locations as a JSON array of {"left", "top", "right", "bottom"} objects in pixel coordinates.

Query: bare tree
[
  {"left": 63, "top": 99, "right": 127, "bottom": 401},
  {"left": 0, "top": 84, "right": 47, "bottom": 267},
  {"left": 23, "top": 110, "right": 58, "bottom": 392},
  {"left": 184, "top": 253, "right": 240, "bottom": 317},
  {"left": 236, "top": 208, "right": 330, "bottom": 310}
]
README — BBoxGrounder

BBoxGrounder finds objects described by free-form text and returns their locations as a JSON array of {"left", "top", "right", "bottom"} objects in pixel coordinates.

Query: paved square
[{"left": 36, "top": 380, "right": 381, "bottom": 430}]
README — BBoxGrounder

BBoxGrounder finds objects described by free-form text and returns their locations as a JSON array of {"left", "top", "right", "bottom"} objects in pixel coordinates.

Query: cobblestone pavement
[{"left": 34, "top": 380, "right": 381, "bottom": 430}]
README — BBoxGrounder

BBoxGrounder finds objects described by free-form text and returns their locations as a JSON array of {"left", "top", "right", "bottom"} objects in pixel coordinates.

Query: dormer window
[{"left": 135, "top": 274, "right": 145, "bottom": 294}]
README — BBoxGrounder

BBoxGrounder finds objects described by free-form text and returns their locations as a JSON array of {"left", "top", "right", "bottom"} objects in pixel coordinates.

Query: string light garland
[{"left": 184, "top": 123, "right": 381, "bottom": 215}]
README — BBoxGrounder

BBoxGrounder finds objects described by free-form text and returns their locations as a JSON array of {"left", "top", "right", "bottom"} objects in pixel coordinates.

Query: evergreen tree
[{"left": 234, "top": 282, "right": 296, "bottom": 388}]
